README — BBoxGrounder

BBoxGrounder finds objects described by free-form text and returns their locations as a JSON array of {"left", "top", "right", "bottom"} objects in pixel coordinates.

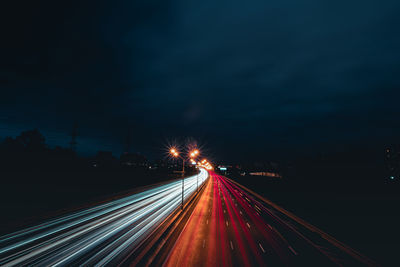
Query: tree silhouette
[{"left": 15, "top": 129, "right": 46, "bottom": 151}]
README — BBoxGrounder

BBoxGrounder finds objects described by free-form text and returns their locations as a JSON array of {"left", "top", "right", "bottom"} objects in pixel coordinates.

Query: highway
[
  {"left": 164, "top": 172, "right": 375, "bottom": 267},
  {"left": 0, "top": 169, "right": 375, "bottom": 266},
  {"left": 0, "top": 169, "right": 208, "bottom": 266}
]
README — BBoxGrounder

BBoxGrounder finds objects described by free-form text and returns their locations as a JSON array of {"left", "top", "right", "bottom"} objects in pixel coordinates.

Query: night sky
[{"left": 1, "top": 0, "right": 400, "bottom": 161}]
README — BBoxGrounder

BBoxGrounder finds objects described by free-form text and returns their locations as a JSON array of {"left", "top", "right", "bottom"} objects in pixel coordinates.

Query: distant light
[
  {"left": 390, "top": 176, "right": 395, "bottom": 180},
  {"left": 219, "top": 167, "right": 227, "bottom": 171}
]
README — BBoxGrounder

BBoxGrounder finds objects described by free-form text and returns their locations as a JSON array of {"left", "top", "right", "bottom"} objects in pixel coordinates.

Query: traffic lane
[
  {"left": 214, "top": 175, "right": 233, "bottom": 267},
  {"left": 3, "top": 187, "right": 183, "bottom": 266},
  {"left": 1, "top": 179, "right": 188, "bottom": 249},
  {"left": 80, "top": 177, "right": 207, "bottom": 266},
  {"left": 216, "top": 176, "right": 265, "bottom": 266},
  {"left": 165, "top": 172, "right": 238, "bottom": 267},
  {"left": 216, "top": 174, "right": 292, "bottom": 266},
  {"left": 219, "top": 175, "right": 292, "bottom": 257},
  {"left": 167, "top": 172, "right": 292, "bottom": 267},
  {"left": 0, "top": 171, "right": 209, "bottom": 266},
  {"left": 164, "top": 174, "right": 214, "bottom": 267},
  {"left": 222, "top": 176, "right": 340, "bottom": 267}
]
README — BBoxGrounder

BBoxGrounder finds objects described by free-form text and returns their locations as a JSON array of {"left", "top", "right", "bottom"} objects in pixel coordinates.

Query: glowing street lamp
[
  {"left": 168, "top": 146, "right": 205, "bottom": 208},
  {"left": 169, "top": 147, "right": 185, "bottom": 210},
  {"left": 189, "top": 149, "right": 200, "bottom": 192}
]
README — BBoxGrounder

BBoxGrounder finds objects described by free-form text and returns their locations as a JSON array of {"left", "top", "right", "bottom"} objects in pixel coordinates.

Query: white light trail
[{"left": 0, "top": 169, "right": 209, "bottom": 266}]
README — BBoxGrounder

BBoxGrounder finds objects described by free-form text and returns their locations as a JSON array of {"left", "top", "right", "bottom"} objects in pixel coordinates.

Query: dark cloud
[{"left": 1, "top": 0, "right": 399, "bottom": 161}]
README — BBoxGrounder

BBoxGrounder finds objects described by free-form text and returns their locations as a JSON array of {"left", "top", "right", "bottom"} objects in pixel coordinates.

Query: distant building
[
  {"left": 216, "top": 162, "right": 282, "bottom": 178},
  {"left": 249, "top": 172, "right": 282, "bottom": 178},
  {"left": 218, "top": 165, "right": 231, "bottom": 171},
  {"left": 245, "top": 161, "right": 282, "bottom": 178}
]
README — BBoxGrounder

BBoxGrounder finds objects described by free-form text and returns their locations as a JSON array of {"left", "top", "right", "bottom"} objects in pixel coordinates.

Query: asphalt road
[
  {"left": 0, "top": 169, "right": 375, "bottom": 266},
  {"left": 0, "top": 169, "right": 208, "bottom": 266},
  {"left": 164, "top": 172, "right": 374, "bottom": 267}
]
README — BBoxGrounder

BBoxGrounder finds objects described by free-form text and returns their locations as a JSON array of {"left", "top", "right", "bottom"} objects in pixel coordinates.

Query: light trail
[
  {"left": 0, "top": 169, "right": 208, "bottom": 266},
  {"left": 165, "top": 172, "right": 352, "bottom": 266}
]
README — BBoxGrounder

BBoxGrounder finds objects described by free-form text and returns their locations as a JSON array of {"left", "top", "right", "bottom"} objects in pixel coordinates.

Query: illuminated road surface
[
  {"left": 164, "top": 172, "right": 373, "bottom": 266},
  {"left": 0, "top": 169, "right": 208, "bottom": 266}
]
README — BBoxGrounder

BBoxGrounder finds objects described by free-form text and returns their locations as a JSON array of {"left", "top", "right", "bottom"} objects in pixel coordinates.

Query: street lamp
[
  {"left": 170, "top": 147, "right": 185, "bottom": 210},
  {"left": 169, "top": 146, "right": 202, "bottom": 209},
  {"left": 190, "top": 149, "right": 200, "bottom": 192}
]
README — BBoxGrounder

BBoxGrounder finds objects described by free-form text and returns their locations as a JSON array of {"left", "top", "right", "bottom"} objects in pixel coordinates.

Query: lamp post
[
  {"left": 170, "top": 148, "right": 185, "bottom": 210},
  {"left": 190, "top": 149, "right": 200, "bottom": 192},
  {"left": 170, "top": 147, "right": 201, "bottom": 210}
]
